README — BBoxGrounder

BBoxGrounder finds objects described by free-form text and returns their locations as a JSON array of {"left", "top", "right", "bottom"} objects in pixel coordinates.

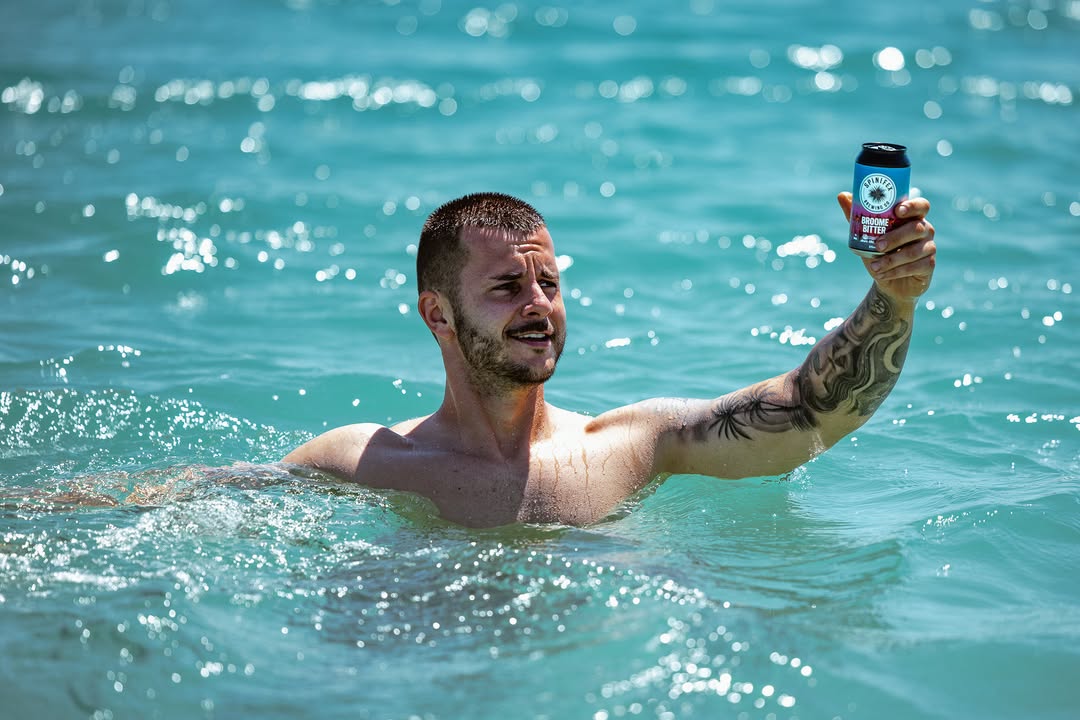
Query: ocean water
[{"left": 2, "top": 0, "right": 1078, "bottom": 718}]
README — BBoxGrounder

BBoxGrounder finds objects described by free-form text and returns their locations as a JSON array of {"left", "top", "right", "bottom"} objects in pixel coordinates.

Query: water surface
[{"left": 2, "top": 1, "right": 1079, "bottom": 718}]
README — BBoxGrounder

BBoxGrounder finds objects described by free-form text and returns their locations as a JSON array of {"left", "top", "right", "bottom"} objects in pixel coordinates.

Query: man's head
[
  {"left": 416, "top": 193, "right": 566, "bottom": 393},
  {"left": 417, "top": 192, "right": 546, "bottom": 305}
]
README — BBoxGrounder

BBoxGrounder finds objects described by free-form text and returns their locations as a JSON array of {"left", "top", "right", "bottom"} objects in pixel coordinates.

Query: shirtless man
[{"left": 284, "top": 191, "right": 936, "bottom": 527}]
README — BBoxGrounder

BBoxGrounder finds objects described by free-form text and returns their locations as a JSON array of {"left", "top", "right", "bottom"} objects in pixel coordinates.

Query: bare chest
[{"left": 363, "top": 435, "right": 654, "bottom": 527}]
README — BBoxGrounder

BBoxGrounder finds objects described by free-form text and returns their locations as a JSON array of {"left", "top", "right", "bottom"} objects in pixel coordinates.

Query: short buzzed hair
[{"left": 416, "top": 192, "right": 545, "bottom": 301}]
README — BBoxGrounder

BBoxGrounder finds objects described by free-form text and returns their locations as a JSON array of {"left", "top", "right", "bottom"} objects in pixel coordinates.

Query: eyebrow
[{"left": 488, "top": 267, "right": 558, "bottom": 282}]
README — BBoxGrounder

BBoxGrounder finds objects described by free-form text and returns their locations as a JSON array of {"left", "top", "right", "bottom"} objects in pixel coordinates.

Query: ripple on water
[
  {"left": 0, "top": 468, "right": 834, "bottom": 718},
  {"left": 0, "top": 388, "right": 303, "bottom": 474}
]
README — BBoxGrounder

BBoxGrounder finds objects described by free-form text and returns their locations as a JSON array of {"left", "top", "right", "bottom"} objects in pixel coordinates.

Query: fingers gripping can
[{"left": 848, "top": 142, "right": 910, "bottom": 256}]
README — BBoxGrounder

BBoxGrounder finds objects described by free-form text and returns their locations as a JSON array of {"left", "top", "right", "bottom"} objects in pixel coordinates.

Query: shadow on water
[{"left": 608, "top": 472, "right": 906, "bottom": 612}]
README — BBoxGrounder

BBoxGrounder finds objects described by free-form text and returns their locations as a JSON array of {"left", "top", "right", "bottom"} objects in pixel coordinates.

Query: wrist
[{"left": 873, "top": 282, "right": 920, "bottom": 313}]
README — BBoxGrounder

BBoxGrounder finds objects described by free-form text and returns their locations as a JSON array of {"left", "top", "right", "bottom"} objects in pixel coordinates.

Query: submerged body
[
  {"left": 285, "top": 192, "right": 936, "bottom": 527},
  {"left": 287, "top": 406, "right": 652, "bottom": 526}
]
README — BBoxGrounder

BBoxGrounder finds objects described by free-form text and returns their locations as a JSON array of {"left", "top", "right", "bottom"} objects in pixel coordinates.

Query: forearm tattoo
[{"left": 703, "top": 285, "right": 911, "bottom": 441}]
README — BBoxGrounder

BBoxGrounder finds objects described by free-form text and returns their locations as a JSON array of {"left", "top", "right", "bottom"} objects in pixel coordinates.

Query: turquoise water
[{"left": 2, "top": 0, "right": 1079, "bottom": 717}]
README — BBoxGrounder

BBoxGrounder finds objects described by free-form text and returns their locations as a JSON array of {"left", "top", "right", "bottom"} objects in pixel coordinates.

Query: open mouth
[{"left": 507, "top": 325, "right": 553, "bottom": 347}]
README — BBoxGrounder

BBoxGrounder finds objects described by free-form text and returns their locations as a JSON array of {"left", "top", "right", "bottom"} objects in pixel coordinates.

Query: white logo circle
[{"left": 859, "top": 173, "right": 897, "bottom": 213}]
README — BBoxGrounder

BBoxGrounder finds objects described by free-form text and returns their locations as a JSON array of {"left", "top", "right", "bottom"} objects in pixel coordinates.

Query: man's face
[{"left": 450, "top": 225, "right": 566, "bottom": 392}]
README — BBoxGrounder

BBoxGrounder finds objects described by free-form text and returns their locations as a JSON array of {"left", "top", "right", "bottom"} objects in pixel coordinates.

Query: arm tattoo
[
  {"left": 702, "top": 285, "right": 911, "bottom": 442},
  {"left": 799, "top": 284, "right": 910, "bottom": 417},
  {"left": 707, "top": 378, "right": 816, "bottom": 441}
]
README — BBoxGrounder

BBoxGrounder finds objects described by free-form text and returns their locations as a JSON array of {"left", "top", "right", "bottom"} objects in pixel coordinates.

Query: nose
[{"left": 523, "top": 280, "right": 553, "bottom": 318}]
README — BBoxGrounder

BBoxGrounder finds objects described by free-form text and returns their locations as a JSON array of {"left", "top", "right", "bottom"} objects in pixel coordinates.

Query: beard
[{"left": 454, "top": 308, "right": 565, "bottom": 393}]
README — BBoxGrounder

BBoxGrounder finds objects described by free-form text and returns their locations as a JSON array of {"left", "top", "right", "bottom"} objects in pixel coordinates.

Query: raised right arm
[
  {"left": 633, "top": 193, "right": 935, "bottom": 483},
  {"left": 651, "top": 280, "right": 916, "bottom": 479}
]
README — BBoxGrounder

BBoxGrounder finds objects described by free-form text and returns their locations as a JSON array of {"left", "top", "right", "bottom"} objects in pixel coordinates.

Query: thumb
[{"left": 837, "top": 192, "right": 853, "bottom": 222}]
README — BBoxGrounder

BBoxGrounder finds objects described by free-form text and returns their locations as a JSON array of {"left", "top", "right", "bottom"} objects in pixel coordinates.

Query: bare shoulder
[
  {"left": 282, "top": 422, "right": 404, "bottom": 476},
  {"left": 584, "top": 397, "right": 701, "bottom": 435}
]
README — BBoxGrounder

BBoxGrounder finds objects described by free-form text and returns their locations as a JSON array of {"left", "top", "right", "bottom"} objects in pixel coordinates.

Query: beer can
[{"left": 848, "top": 142, "right": 910, "bottom": 257}]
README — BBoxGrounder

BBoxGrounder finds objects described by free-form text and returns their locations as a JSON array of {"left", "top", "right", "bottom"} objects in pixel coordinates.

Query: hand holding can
[{"left": 848, "top": 143, "right": 910, "bottom": 257}]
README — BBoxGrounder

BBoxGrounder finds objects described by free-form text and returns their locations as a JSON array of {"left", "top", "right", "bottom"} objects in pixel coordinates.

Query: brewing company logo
[{"left": 859, "top": 173, "right": 897, "bottom": 213}]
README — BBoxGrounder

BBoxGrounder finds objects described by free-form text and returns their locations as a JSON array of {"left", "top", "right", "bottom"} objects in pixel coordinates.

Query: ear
[{"left": 418, "top": 290, "right": 455, "bottom": 339}]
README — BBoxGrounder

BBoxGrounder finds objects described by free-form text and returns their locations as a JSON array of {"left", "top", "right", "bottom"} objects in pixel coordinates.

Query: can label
[{"left": 848, "top": 161, "right": 910, "bottom": 256}]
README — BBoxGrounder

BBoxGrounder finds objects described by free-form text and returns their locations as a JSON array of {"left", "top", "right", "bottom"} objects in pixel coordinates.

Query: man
[{"left": 284, "top": 191, "right": 936, "bottom": 527}]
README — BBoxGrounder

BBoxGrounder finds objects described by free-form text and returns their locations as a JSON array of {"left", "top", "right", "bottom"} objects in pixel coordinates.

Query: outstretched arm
[{"left": 651, "top": 193, "right": 936, "bottom": 480}]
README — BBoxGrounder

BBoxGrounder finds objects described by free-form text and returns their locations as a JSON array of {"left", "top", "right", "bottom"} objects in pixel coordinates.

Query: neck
[{"left": 437, "top": 374, "right": 552, "bottom": 461}]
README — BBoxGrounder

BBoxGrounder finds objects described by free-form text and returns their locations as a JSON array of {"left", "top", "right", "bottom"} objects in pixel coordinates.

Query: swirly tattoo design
[{"left": 704, "top": 285, "right": 911, "bottom": 442}]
